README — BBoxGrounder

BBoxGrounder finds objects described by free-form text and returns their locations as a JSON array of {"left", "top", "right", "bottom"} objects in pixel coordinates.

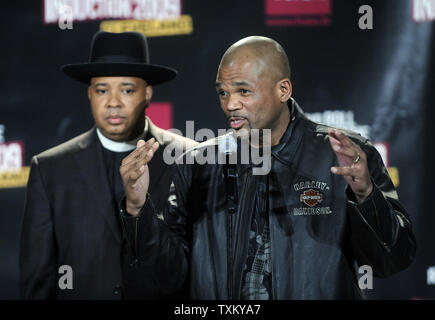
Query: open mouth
[{"left": 229, "top": 117, "right": 247, "bottom": 129}]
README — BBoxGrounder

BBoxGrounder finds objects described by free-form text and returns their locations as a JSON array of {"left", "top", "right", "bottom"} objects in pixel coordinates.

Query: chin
[
  {"left": 101, "top": 129, "right": 127, "bottom": 141},
  {"left": 108, "top": 134, "right": 126, "bottom": 142},
  {"left": 234, "top": 127, "right": 250, "bottom": 140}
]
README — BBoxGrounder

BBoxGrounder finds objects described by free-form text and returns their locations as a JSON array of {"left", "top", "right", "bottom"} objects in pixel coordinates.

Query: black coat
[
  {"left": 19, "top": 118, "right": 197, "bottom": 299},
  {"left": 121, "top": 99, "right": 416, "bottom": 299}
]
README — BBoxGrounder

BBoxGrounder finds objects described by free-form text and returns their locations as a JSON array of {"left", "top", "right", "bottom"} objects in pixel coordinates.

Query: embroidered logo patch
[
  {"left": 292, "top": 180, "right": 331, "bottom": 215},
  {"left": 300, "top": 189, "right": 323, "bottom": 207}
]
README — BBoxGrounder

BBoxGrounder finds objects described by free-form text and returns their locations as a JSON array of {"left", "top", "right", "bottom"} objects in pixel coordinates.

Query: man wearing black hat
[{"left": 19, "top": 31, "right": 196, "bottom": 299}]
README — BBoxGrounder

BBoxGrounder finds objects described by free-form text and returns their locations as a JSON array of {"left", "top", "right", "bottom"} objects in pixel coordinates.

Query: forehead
[
  {"left": 90, "top": 76, "right": 146, "bottom": 86},
  {"left": 216, "top": 54, "right": 264, "bottom": 84}
]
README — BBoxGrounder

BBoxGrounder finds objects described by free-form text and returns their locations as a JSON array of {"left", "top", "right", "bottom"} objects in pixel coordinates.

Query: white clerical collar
[{"left": 96, "top": 128, "right": 145, "bottom": 152}]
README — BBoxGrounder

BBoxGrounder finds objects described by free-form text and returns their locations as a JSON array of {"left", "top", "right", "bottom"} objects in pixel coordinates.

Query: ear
[
  {"left": 145, "top": 85, "right": 153, "bottom": 104},
  {"left": 277, "top": 79, "right": 292, "bottom": 103},
  {"left": 87, "top": 85, "right": 92, "bottom": 101}
]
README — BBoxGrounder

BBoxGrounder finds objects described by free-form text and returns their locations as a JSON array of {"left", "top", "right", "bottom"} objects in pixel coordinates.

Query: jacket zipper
[
  {"left": 229, "top": 171, "right": 251, "bottom": 299},
  {"left": 134, "top": 216, "right": 139, "bottom": 259},
  {"left": 227, "top": 211, "right": 233, "bottom": 299}
]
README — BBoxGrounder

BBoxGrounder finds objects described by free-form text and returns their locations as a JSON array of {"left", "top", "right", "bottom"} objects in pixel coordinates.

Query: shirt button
[
  {"left": 113, "top": 285, "right": 122, "bottom": 295},
  {"left": 129, "top": 259, "right": 138, "bottom": 267}
]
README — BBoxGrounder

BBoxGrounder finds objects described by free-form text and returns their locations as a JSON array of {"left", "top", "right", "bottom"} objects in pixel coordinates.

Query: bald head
[
  {"left": 216, "top": 36, "right": 293, "bottom": 146},
  {"left": 219, "top": 36, "right": 290, "bottom": 84}
]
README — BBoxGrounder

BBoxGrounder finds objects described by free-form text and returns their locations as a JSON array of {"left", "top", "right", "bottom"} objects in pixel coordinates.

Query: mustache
[
  {"left": 103, "top": 108, "right": 128, "bottom": 119},
  {"left": 227, "top": 113, "right": 248, "bottom": 120}
]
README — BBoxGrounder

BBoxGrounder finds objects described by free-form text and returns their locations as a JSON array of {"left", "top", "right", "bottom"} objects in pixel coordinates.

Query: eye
[
  {"left": 240, "top": 89, "right": 250, "bottom": 95},
  {"left": 218, "top": 90, "right": 228, "bottom": 98},
  {"left": 96, "top": 89, "right": 107, "bottom": 95},
  {"left": 122, "top": 89, "right": 135, "bottom": 94}
]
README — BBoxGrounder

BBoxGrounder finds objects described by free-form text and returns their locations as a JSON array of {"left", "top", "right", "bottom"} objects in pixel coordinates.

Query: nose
[
  {"left": 106, "top": 91, "right": 122, "bottom": 108},
  {"left": 225, "top": 94, "right": 242, "bottom": 112}
]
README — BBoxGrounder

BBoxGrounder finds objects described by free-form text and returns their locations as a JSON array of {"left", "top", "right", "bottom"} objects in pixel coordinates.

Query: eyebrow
[
  {"left": 215, "top": 81, "right": 252, "bottom": 87},
  {"left": 94, "top": 82, "right": 107, "bottom": 87},
  {"left": 120, "top": 82, "right": 137, "bottom": 87},
  {"left": 93, "top": 82, "right": 137, "bottom": 87},
  {"left": 233, "top": 81, "right": 252, "bottom": 87}
]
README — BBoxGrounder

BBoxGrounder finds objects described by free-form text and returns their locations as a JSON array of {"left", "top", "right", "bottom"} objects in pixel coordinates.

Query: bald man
[{"left": 118, "top": 36, "right": 416, "bottom": 299}]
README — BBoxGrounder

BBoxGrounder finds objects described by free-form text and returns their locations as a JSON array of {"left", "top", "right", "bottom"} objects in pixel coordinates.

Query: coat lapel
[{"left": 74, "top": 128, "right": 122, "bottom": 243}]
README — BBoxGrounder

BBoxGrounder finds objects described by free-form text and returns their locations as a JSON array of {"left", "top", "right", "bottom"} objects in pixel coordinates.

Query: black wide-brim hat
[{"left": 62, "top": 31, "right": 177, "bottom": 85}]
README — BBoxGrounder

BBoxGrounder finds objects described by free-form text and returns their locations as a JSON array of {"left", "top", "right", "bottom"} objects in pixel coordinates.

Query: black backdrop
[{"left": 1, "top": 0, "right": 434, "bottom": 300}]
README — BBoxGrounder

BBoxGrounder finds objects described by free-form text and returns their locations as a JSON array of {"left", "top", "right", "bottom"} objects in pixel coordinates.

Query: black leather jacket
[{"left": 121, "top": 99, "right": 416, "bottom": 299}]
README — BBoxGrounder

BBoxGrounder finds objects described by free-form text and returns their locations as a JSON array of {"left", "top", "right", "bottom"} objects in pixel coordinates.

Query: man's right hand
[{"left": 120, "top": 138, "right": 159, "bottom": 216}]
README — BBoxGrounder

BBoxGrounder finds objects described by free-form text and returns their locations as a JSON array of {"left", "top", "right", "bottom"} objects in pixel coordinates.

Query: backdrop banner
[{"left": 1, "top": 0, "right": 434, "bottom": 299}]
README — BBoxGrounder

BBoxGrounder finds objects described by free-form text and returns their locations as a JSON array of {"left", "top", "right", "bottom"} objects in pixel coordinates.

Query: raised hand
[
  {"left": 120, "top": 138, "right": 159, "bottom": 215},
  {"left": 328, "top": 128, "right": 373, "bottom": 203}
]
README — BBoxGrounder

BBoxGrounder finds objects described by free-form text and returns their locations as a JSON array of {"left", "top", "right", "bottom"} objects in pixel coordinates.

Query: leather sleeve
[
  {"left": 347, "top": 142, "right": 417, "bottom": 277},
  {"left": 19, "top": 156, "right": 57, "bottom": 299},
  {"left": 119, "top": 163, "right": 191, "bottom": 295}
]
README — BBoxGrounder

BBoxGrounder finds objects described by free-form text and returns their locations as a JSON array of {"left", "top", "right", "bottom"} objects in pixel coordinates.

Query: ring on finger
[{"left": 353, "top": 152, "right": 361, "bottom": 164}]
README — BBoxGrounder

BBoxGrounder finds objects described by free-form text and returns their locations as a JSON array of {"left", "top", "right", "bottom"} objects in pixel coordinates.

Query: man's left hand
[{"left": 328, "top": 128, "right": 373, "bottom": 203}]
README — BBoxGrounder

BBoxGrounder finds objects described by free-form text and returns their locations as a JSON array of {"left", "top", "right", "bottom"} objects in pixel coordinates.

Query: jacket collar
[
  {"left": 271, "top": 98, "right": 307, "bottom": 167},
  {"left": 236, "top": 98, "right": 307, "bottom": 175},
  {"left": 96, "top": 128, "right": 144, "bottom": 152}
]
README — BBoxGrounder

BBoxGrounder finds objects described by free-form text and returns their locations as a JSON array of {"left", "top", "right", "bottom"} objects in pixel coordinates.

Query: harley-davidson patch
[{"left": 300, "top": 189, "right": 323, "bottom": 207}]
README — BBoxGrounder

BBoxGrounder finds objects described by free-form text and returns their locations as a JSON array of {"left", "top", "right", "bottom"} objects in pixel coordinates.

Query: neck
[
  {"left": 270, "top": 105, "right": 291, "bottom": 146},
  {"left": 128, "top": 116, "right": 146, "bottom": 141},
  {"left": 249, "top": 107, "right": 290, "bottom": 149},
  {"left": 96, "top": 127, "right": 146, "bottom": 152}
]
